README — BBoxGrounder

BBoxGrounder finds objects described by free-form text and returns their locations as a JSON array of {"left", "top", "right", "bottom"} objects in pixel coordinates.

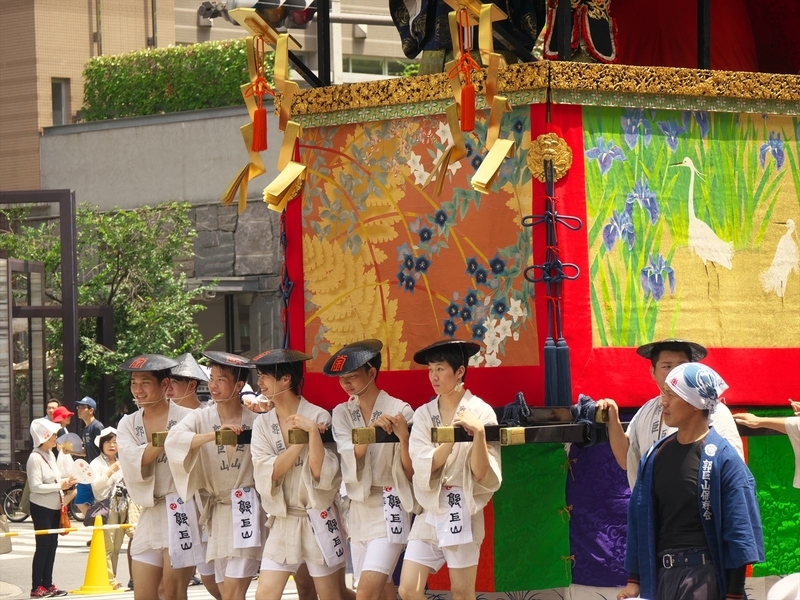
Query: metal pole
[
  {"left": 59, "top": 191, "right": 80, "bottom": 411},
  {"left": 697, "top": 0, "right": 710, "bottom": 69},
  {"left": 557, "top": 0, "right": 571, "bottom": 60},
  {"left": 317, "top": 0, "right": 332, "bottom": 85}
]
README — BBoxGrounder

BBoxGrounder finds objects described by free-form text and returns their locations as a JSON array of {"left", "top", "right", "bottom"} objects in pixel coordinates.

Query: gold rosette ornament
[{"left": 527, "top": 133, "right": 573, "bottom": 183}]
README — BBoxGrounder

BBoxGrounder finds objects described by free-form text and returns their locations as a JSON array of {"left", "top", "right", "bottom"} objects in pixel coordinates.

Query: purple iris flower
[
  {"left": 681, "top": 111, "right": 710, "bottom": 139},
  {"left": 621, "top": 108, "right": 653, "bottom": 150},
  {"left": 640, "top": 254, "right": 675, "bottom": 301},
  {"left": 603, "top": 210, "right": 635, "bottom": 252},
  {"left": 585, "top": 136, "right": 626, "bottom": 176},
  {"left": 759, "top": 131, "right": 785, "bottom": 170},
  {"left": 626, "top": 178, "right": 659, "bottom": 224},
  {"left": 657, "top": 120, "right": 687, "bottom": 153}
]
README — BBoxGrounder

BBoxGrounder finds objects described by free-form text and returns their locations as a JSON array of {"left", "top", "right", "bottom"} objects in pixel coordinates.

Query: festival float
[{"left": 220, "top": 0, "right": 799, "bottom": 596}]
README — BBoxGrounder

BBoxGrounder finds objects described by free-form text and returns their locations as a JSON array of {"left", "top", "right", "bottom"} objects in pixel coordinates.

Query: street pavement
[{"left": 0, "top": 519, "right": 308, "bottom": 599}]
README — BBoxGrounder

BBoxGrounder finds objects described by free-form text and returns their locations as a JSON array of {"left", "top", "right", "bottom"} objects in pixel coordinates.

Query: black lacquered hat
[
  {"left": 202, "top": 351, "right": 255, "bottom": 369},
  {"left": 636, "top": 338, "right": 707, "bottom": 362},
  {"left": 171, "top": 353, "right": 209, "bottom": 382},
  {"left": 413, "top": 339, "right": 480, "bottom": 365},
  {"left": 249, "top": 348, "right": 312, "bottom": 367},
  {"left": 119, "top": 354, "right": 179, "bottom": 372},
  {"left": 322, "top": 339, "right": 383, "bottom": 376}
]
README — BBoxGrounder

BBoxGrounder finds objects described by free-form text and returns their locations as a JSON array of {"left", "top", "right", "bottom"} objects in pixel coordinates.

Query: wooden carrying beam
[{"left": 431, "top": 423, "right": 590, "bottom": 445}]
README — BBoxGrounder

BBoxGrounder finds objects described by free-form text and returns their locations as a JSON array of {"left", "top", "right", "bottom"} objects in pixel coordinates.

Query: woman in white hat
[
  {"left": 26, "top": 417, "right": 77, "bottom": 597},
  {"left": 90, "top": 426, "right": 129, "bottom": 590}
]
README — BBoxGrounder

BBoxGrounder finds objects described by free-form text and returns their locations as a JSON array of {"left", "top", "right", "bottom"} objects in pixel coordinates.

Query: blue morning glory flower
[
  {"left": 489, "top": 254, "right": 506, "bottom": 274},
  {"left": 474, "top": 267, "right": 489, "bottom": 285},
  {"left": 446, "top": 302, "right": 460, "bottom": 317},
  {"left": 759, "top": 131, "right": 785, "bottom": 171},
  {"left": 512, "top": 118, "right": 525, "bottom": 134},
  {"left": 434, "top": 210, "right": 449, "bottom": 226},
  {"left": 396, "top": 271, "right": 406, "bottom": 287},
  {"left": 403, "top": 277, "right": 415, "bottom": 292},
  {"left": 471, "top": 154, "right": 483, "bottom": 170},
  {"left": 403, "top": 254, "right": 415, "bottom": 271},
  {"left": 640, "top": 254, "right": 675, "bottom": 301},
  {"left": 466, "top": 257, "right": 480, "bottom": 275},
  {"left": 471, "top": 321, "right": 487, "bottom": 340},
  {"left": 492, "top": 300, "right": 507, "bottom": 317},
  {"left": 620, "top": 108, "right": 652, "bottom": 150},
  {"left": 460, "top": 307, "right": 472, "bottom": 322},
  {"left": 656, "top": 120, "right": 687, "bottom": 153},
  {"left": 419, "top": 227, "right": 433, "bottom": 243},
  {"left": 443, "top": 319, "right": 457, "bottom": 337},
  {"left": 585, "top": 136, "right": 626, "bottom": 176},
  {"left": 626, "top": 178, "right": 659, "bottom": 224},
  {"left": 464, "top": 289, "right": 479, "bottom": 307},
  {"left": 603, "top": 210, "right": 635, "bottom": 252},
  {"left": 415, "top": 256, "right": 430, "bottom": 273}
]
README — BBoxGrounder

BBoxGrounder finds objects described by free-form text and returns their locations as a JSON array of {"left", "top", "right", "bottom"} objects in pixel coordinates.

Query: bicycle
[{"left": 3, "top": 482, "right": 28, "bottom": 522}]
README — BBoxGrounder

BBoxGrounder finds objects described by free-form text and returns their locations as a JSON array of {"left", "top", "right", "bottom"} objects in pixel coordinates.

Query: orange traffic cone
[{"left": 72, "top": 515, "right": 125, "bottom": 595}]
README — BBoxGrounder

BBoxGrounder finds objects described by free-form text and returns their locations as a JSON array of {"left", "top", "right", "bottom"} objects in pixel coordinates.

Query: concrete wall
[{"left": 40, "top": 105, "right": 282, "bottom": 210}]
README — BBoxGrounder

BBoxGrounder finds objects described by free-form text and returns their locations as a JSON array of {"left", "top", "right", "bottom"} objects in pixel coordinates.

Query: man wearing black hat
[
  {"left": 249, "top": 349, "right": 346, "bottom": 600},
  {"left": 398, "top": 340, "right": 502, "bottom": 600},
  {"left": 165, "top": 351, "right": 261, "bottom": 600},
  {"left": 115, "top": 354, "right": 195, "bottom": 600},
  {"left": 326, "top": 340, "right": 415, "bottom": 600},
  {"left": 596, "top": 338, "right": 743, "bottom": 490}
]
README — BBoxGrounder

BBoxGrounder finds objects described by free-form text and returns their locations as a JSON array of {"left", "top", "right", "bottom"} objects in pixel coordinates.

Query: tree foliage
[{"left": 0, "top": 202, "right": 212, "bottom": 409}]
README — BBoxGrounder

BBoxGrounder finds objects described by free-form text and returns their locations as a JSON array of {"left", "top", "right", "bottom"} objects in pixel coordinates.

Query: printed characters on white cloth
[
  {"left": 383, "top": 486, "right": 410, "bottom": 544},
  {"left": 307, "top": 504, "right": 347, "bottom": 568},
  {"left": 166, "top": 493, "right": 205, "bottom": 568},
  {"left": 231, "top": 487, "right": 261, "bottom": 549}
]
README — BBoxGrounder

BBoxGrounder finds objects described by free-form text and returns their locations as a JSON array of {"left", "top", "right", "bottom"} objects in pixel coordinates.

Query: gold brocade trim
[
  {"left": 288, "top": 62, "right": 549, "bottom": 117},
  {"left": 286, "top": 61, "right": 798, "bottom": 120},
  {"left": 548, "top": 61, "right": 800, "bottom": 101}
]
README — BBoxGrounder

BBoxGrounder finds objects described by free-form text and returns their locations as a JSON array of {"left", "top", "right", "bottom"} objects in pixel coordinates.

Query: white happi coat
[
  {"left": 117, "top": 402, "right": 192, "bottom": 555},
  {"left": 625, "top": 395, "right": 744, "bottom": 489},
  {"left": 250, "top": 398, "right": 341, "bottom": 566},
  {"left": 164, "top": 404, "right": 261, "bottom": 562},
  {"left": 408, "top": 390, "right": 502, "bottom": 546},
  {"left": 786, "top": 416, "right": 800, "bottom": 488},
  {"left": 331, "top": 390, "right": 416, "bottom": 543}
]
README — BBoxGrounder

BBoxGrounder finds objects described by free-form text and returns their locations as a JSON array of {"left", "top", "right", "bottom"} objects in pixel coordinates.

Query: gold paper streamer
[
  {"left": 446, "top": 102, "right": 468, "bottom": 162},
  {"left": 264, "top": 161, "right": 306, "bottom": 210},
  {"left": 278, "top": 121, "right": 302, "bottom": 170},
  {"left": 274, "top": 34, "right": 289, "bottom": 92},
  {"left": 220, "top": 123, "right": 268, "bottom": 213},
  {"left": 279, "top": 81, "right": 299, "bottom": 132},
  {"left": 424, "top": 145, "right": 454, "bottom": 198},
  {"left": 478, "top": 3, "right": 496, "bottom": 65},
  {"left": 486, "top": 94, "right": 510, "bottom": 150},
  {"left": 485, "top": 52, "right": 507, "bottom": 105},
  {"left": 228, "top": 8, "right": 301, "bottom": 49},
  {"left": 472, "top": 138, "right": 515, "bottom": 194},
  {"left": 445, "top": 59, "right": 463, "bottom": 110}
]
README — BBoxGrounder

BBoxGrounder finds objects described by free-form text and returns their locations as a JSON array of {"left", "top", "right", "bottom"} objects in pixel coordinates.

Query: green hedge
[{"left": 81, "top": 39, "right": 275, "bottom": 122}]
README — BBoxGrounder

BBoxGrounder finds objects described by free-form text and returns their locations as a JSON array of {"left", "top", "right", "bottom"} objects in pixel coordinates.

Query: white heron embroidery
[
  {"left": 760, "top": 218, "right": 798, "bottom": 302},
  {"left": 671, "top": 157, "right": 734, "bottom": 295}
]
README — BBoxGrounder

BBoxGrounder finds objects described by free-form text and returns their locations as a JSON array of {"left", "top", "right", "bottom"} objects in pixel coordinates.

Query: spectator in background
[
  {"left": 27, "top": 418, "right": 77, "bottom": 597},
  {"left": 45, "top": 398, "right": 61, "bottom": 421},
  {"left": 75, "top": 396, "right": 104, "bottom": 519}
]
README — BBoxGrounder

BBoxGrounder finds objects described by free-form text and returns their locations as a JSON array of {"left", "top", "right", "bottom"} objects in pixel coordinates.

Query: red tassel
[
  {"left": 252, "top": 106, "right": 267, "bottom": 152},
  {"left": 461, "top": 83, "right": 475, "bottom": 132}
]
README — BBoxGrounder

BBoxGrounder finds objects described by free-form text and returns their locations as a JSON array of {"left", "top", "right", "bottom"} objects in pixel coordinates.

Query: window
[
  {"left": 51, "top": 78, "right": 70, "bottom": 125},
  {"left": 342, "top": 56, "right": 417, "bottom": 77}
]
